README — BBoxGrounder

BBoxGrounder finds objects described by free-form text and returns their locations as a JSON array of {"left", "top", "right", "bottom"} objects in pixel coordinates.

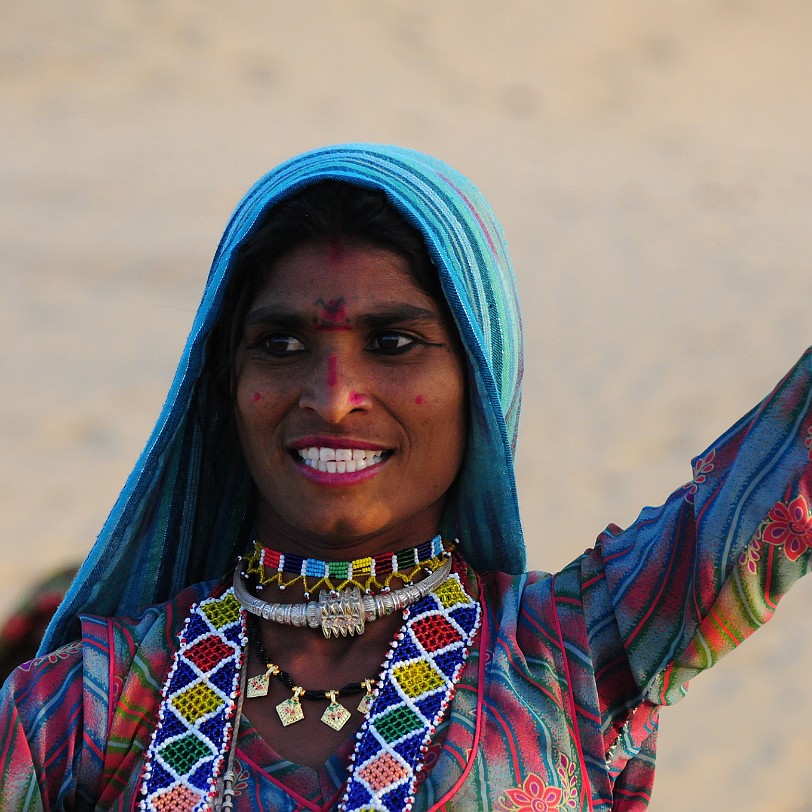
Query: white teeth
[{"left": 297, "top": 447, "right": 385, "bottom": 474}]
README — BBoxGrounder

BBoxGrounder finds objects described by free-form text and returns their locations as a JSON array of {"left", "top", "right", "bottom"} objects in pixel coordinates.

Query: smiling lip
[{"left": 289, "top": 438, "right": 391, "bottom": 485}]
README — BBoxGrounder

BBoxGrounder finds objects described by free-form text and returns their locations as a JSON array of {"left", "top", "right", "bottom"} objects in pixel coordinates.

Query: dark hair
[{"left": 201, "top": 180, "right": 448, "bottom": 473}]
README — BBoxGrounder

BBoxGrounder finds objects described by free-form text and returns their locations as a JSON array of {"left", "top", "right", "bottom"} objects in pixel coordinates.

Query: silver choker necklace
[{"left": 232, "top": 556, "right": 452, "bottom": 638}]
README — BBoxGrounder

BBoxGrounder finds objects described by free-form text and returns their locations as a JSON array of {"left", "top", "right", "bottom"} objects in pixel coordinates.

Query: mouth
[{"left": 293, "top": 446, "right": 392, "bottom": 475}]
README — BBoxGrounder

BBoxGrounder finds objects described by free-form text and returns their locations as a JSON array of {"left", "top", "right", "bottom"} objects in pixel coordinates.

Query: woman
[{"left": 1, "top": 144, "right": 810, "bottom": 811}]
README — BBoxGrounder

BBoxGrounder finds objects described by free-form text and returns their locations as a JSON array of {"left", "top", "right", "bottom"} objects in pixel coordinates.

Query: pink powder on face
[
  {"left": 327, "top": 355, "right": 338, "bottom": 387},
  {"left": 349, "top": 390, "right": 365, "bottom": 405},
  {"left": 252, "top": 392, "right": 262, "bottom": 403},
  {"left": 415, "top": 395, "right": 425, "bottom": 405}
]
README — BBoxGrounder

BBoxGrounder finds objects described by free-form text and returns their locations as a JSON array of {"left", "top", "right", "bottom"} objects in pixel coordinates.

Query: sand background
[{"left": 2, "top": 2, "right": 812, "bottom": 808}]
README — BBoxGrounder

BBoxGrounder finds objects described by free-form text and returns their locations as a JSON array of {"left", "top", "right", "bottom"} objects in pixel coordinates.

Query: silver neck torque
[{"left": 232, "top": 556, "right": 453, "bottom": 638}]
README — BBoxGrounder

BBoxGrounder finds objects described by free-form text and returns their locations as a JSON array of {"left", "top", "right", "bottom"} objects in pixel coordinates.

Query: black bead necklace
[{"left": 246, "top": 614, "right": 376, "bottom": 730}]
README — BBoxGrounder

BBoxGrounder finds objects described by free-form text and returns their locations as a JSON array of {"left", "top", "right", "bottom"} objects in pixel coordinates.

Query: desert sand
[{"left": 2, "top": 2, "right": 812, "bottom": 809}]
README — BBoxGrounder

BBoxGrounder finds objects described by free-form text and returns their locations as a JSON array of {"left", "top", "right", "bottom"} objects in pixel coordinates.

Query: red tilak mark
[
  {"left": 252, "top": 392, "right": 262, "bottom": 403},
  {"left": 315, "top": 298, "right": 350, "bottom": 331},
  {"left": 349, "top": 390, "right": 365, "bottom": 405},
  {"left": 327, "top": 355, "right": 338, "bottom": 387},
  {"left": 415, "top": 395, "right": 425, "bottom": 405},
  {"left": 320, "top": 298, "right": 347, "bottom": 320}
]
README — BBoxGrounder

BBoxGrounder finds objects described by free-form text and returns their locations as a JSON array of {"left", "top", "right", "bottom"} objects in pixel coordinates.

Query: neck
[
  {"left": 252, "top": 502, "right": 447, "bottom": 562},
  {"left": 255, "top": 605, "right": 405, "bottom": 674}
]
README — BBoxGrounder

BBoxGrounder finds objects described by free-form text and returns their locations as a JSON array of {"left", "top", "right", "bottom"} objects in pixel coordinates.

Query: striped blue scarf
[{"left": 43, "top": 144, "right": 525, "bottom": 651}]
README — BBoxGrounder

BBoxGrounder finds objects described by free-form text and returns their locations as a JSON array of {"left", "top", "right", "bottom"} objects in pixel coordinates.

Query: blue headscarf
[{"left": 42, "top": 144, "right": 525, "bottom": 652}]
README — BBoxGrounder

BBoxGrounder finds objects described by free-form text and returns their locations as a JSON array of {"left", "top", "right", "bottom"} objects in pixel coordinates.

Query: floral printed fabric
[
  {"left": 499, "top": 756, "right": 578, "bottom": 812},
  {"left": 760, "top": 494, "right": 812, "bottom": 559},
  {"left": 3, "top": 349, "right": 812, "bottom": 810},
  {"left": 500, "top": 773, "right": 565, "bottom": 811}
]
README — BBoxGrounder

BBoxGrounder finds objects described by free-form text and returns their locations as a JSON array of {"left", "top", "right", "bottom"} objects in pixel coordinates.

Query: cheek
[
  {"left": 234, "top": 375, "right": 281, "bottom": 435},
  {"left": 236, "top": 379, "right": 266, "bottom": 412},
  {"left": 235, "top": 358, "right": 292, "bottom": 412},
  {"left": 417, "top": 384, "right": 466, "bottom": 445},
  {"left": 420, "top": 389, "right": 467, "bottom": 490}
]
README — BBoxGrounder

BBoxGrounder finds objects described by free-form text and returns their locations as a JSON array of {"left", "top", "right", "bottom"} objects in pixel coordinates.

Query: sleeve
[
  {"left": 600, "top": 347, "right": 812, "bottom": 705},
  {"left": 0, "top": 643, "right": 85, "bottom": 811}
]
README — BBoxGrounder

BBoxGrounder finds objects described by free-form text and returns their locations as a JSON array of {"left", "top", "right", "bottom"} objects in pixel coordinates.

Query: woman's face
[{"left": 233, "top": 238, "right": 467, "bottom": 555}]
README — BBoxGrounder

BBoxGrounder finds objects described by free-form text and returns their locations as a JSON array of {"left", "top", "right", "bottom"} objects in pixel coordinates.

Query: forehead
[{"left": 249, "top": 240, "right": 437, "bottom": 309}]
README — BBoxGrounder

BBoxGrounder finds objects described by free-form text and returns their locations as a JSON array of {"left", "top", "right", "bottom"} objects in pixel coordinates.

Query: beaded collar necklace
[{"left": 243, "top": 534, "right": 450, "bottom": 596}]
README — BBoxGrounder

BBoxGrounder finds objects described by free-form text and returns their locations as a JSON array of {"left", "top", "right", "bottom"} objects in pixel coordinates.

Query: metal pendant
[
  {"left": 246, "top": 671, "right": 270, "bottom": 698},
  {"left": 357, "top": 680, "right": 375, "bottom": 715},
  {"left": 321, "top": 693, "right": 352, "bottom": 731},
  {"left": 357, "top": 692, "right": 373, "bottom": 715},
  {"left": 276, "top": 688, "right": 305, "bottom": 726},
  {"left": 319, "top": 587, "right": 366, "bottom": 637}
]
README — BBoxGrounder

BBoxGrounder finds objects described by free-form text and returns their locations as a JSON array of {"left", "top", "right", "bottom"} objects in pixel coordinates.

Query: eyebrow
[{"left": 243, "top": 303, "right": 443, "bottom": 329}]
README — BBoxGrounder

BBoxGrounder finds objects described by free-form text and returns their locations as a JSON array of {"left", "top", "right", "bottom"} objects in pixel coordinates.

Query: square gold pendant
[
  {"left": 247, "top": 672, "right": 270, "bottom": 698},
  {"left": 276, "top": 697, "right": 304, "bottom": 726},
  {"left": 357, "top": 693, "right": 373, "bottom": 715},
  {"left": 321, "top": 701, "right": 352, "bottom": 731}
]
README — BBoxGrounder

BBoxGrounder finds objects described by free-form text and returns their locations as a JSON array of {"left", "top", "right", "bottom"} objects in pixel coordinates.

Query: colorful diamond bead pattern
[
  {"left": 139, "top": 589, "right": 247, "bottom": 812},
  {"left": 339, "top": 571, "right": 481, "bottom": 812}
]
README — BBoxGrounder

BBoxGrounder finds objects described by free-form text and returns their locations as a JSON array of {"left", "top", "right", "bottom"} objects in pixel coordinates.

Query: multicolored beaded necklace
[
  {"left": 243, "top": 534, "right": 450, "bottom": 596},
  {"left": 138, "top": 550, "right": 481, "bottom": 812}
]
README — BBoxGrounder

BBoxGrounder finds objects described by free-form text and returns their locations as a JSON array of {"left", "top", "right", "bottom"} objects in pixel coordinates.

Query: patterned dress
[{"left": 2, "top": 348, "right": 811, "bottom": 811}]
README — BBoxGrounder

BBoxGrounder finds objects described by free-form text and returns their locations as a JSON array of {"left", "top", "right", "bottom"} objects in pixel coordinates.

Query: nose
[{"left": 298, "top": 352, "right": 371, "bottom": 423}]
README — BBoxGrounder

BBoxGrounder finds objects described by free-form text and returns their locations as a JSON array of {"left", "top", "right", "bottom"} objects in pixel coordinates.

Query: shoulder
[
  {"left": 478, "top": 567, "right": 556, "bottom": 602},
  {"left": 476, "top": 567, "right": 558, "bottom": 631},
  {"left": 89, "top": 580, "right": 218, "bottom": 662},
  {"left": 2, "top": 638, "right": 85, "bottom": 701},
  {"left": 83, "top": 580, "right": 225, "bottom": 720},
  {"left": 0, "top": 580, "right": 223, "bottom": 808},
  {"left": 3, "top": 579, "right": 218, "bottom": 707},
  {"left": 477, "top": 556, "right": 609, "bottom": 646}
]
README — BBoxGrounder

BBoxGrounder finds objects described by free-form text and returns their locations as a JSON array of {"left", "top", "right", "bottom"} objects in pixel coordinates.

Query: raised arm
[{"left": 600, "top": 347, "right": 812, "bottom": 703}]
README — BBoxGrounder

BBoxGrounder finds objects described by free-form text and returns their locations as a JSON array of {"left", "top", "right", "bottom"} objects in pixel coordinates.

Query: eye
[
  {"left": 367, "top": 332, "right": 418, "bottom": 355},
  {"left": 257, "top": 334, "right": 306, "bottom": 356}
]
